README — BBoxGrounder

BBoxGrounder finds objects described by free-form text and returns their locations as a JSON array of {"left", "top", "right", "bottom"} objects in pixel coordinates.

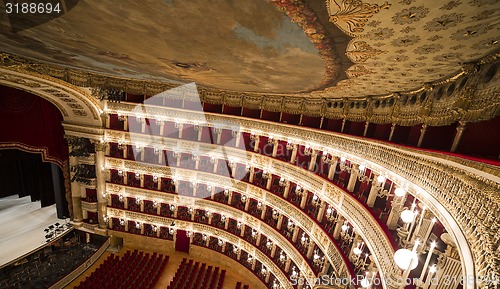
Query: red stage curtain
[{"left": 0, "top": 85, "right": 67, "bottom": 166}]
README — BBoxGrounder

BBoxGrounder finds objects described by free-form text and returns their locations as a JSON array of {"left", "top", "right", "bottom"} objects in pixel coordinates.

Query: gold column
[{"left": 450, "top": 121, "right": 467, "bottom": 152}]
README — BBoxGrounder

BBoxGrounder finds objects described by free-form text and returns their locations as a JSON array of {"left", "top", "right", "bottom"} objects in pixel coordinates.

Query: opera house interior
[{"left": 0, "top": 0, "right": 498, "bottom": 289}]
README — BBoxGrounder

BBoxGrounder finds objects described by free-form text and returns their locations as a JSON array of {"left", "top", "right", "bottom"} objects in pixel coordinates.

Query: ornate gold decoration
[
  {"left": 0, "top": 67, "right": 102, "bottom": 125},
  {"left": 346, "top": 64, "right": 373, "bottom": 78},
  {"left": 346, "top": 41, "right": 385, "bottom": 63},
  {"left": 1, "top": 51, "right": 499, "bottom": 126},
  {"left": 101, "top": 103, "right": 500, "bottom": 283},
  {"left": 326, "top": 0, "right": 391, "bottom": 34},
  {"left": 391, "top": 6, "right": 429, "bottom": 25}
]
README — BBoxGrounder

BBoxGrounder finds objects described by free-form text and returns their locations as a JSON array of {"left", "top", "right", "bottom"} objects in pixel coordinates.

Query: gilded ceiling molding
[
  {"left": 1, "top": 51, "right": 498, "bottom": 126},
  {"left": 62, "top": 123, "right": 104, "bottom": 140},
  {"left": 346, "top": 41, "right": 386, "bottom": 63},
  {"left": 106, "top": 207, "right": 295, "bottom": 289},
  {"left": 326, "top": 0, "right": 391, "bottom": 36}
]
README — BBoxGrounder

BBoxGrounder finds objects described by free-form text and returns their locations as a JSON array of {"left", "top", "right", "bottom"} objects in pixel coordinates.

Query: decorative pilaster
[
  {"left": 292, "top": 227, "right": 300, "bottom": 243},
  {"left": 194, "top": 123, "right": 203, "bottom": 142},
  {"left": 283, "top": 181, "right": 291, "bottom": 198},
  {"left": 366, "top": 173, "right": 380, "bottom": 207},
  {"left": 269, "top": 138, "right": 279, "bottom": 157},
  {"left": 417, "top": 124, "right": 427, "bottom": 147},
  {"left": 260, "top": 205, "right": 267, "bottom": 219},
  {"left": 346, "top": 164, "right": 359, "bottom": 192},
  {"left": 285, "top": 259, "right": 292, "bottom": 272},
  {"left": 317, "top": 201, "right": 326, "bottom": 222},
  {"left": 251, "top": 134, "right": 260, "bottom": 152},
  {"left": 290, "top": 144, "right": 298, "bottom": 164},
  {"left": 271, "top": 244, "right": 277, "bottom": 258},
  {"left": 249, "top": 167, "right": 255, "bottom": 183},
  {"left": 387, "top": 197, "right": 405, "bottom": 230},
  {"left": 389, "top": 123, "right": 396, "bottom": 141},
  {"left": 333, "top": 216, "right": 345, "bottom": 239},
  {"left": 300, "top": 190, "right": 308, "bottom": 209},
  {"left": 214, "top": 127, "right": 222, "bottom": 144},
  {"left": 308, "top": 150, "right": 318, "bottom": 171},
  {"left": 95, "top": 142, "right": 108, "bottom": 231},
  {"left": 327, "top": 156, "right": 339, "bottom": 180},
  {"left": 176, "top": 122, "right": 184, "bottom": 139},
  {"left": 277, "top": 215, "right": 284, "bottom": 230},
  {"left": 306, "top": 243, "right": 315, "bottom": 259},
  {"left": 68, "top": 145, "right": 83, "bottom": 223},
  {"left": 450, "top": 121, "right": 467, "bottom": 152},
  {"left": 229, "top": 129, "right": 239, "bottom": 148}
]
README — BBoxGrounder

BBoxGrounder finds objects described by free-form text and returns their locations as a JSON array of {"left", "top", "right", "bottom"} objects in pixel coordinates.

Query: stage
[{"left": 0, "top": 195, "right": 68, "bottom": 268}]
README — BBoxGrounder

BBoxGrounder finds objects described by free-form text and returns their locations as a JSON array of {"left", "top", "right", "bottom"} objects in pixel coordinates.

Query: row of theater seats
[
  {"left": 167, "top": 258, "right": 226, "bottom": 289},
  {"left": 235, "top": 281, "right": 250, "bottom": 289},
  {"left": 75, "top": 250, "right": 169, "bottom": 289}
]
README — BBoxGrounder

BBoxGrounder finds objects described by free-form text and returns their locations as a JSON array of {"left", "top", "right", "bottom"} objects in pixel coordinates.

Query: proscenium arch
[
  {"left": 103, "top": 101, "right": 494, "bottom": 289},
  {"left": 0, "top": 68, "right": 103, "bottom": 127}
]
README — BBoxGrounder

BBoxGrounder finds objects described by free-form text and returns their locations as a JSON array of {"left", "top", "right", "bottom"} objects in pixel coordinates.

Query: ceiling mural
[
  {"left": 0, "top": 0, "right": 498, "bottom": 98},
  {"left": 0, "top": 0, "right": 327, "bottom": 93},
  {"left": 319, "top": 0, "right": 499, "bottom": 97}
]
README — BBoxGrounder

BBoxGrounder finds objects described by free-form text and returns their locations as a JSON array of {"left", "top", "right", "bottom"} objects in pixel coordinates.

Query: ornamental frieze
[
  {"left": 346, "top": 41, "right": 386, "bottom": 63},
  {"left": 326, "top": 0, "right": 391, "bottom": 35}
]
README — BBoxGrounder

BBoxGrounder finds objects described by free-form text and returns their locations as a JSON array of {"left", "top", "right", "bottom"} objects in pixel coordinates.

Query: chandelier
[
  {"left": 295, "top": 185, "right": 304, "bottom": 196},
  {"left": 300, "top": 233, "right": 309, "bottom": 246},
  {"left": 325, "top": 207, "right": 336, "bottom": 221},
  {"left": 312, "top": 249, "right": 324, "bottom": 266},
  {"left": 304, "top": 145, "right": 312, "bottom": 156},
  {"left": 311, "top": 194, "right": 321, "bottom": 207}
]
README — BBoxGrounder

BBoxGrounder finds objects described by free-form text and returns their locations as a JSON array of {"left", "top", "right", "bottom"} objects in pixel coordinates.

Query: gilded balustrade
[
  {"left": 100, "top": 103, "right": 500, "bottom": 288},
  {"left": 106, "top": 207, "right": 295, "bottom": 289}
]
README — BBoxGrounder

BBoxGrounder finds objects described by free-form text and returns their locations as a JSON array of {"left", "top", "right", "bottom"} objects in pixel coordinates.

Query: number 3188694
[{"left": 5, "top": 2, "right": 62, "bottom": 14}]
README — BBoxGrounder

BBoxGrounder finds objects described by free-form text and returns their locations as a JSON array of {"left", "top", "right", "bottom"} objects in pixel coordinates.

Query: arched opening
[{"left": 0, "top": 85, "right": 69, "bottom": 218}]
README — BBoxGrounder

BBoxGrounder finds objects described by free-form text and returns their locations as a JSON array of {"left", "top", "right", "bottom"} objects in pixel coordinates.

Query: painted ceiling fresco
[
  {"left": 0, "top": 0, "right": 498, "bottom": 97},
  {"left": 0, "top": 0, "right": 328, "bottom": 93}
]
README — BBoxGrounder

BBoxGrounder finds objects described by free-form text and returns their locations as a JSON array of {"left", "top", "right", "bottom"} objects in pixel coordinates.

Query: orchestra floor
[
  {"left": 0, "top": 195, "right": 265, "bottom": 288},
  {"left": 0, "top": 195, "right": 65, "bottom": 268},
  {"left": 66, "top": 233, "right": 266, "bottom": 289}
]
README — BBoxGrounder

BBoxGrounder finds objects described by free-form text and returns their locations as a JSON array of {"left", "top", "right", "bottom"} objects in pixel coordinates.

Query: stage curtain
[
  {"left": 0, "top": 85, "right": 68, "bottom": 165},
  {"left": 0, "top": 149, "right": 56, "bottom": 207}
]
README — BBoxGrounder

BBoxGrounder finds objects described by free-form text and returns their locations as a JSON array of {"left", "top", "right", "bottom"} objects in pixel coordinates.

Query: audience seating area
[
  {"left": 235, "top": 282, "right": 250, "bottom": 289},
  {"left": 75, "top": 250, "right": 168, "bottom": 289},
  {"left": 167, "top": 258, "right": 226, "bottom": 289}
]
